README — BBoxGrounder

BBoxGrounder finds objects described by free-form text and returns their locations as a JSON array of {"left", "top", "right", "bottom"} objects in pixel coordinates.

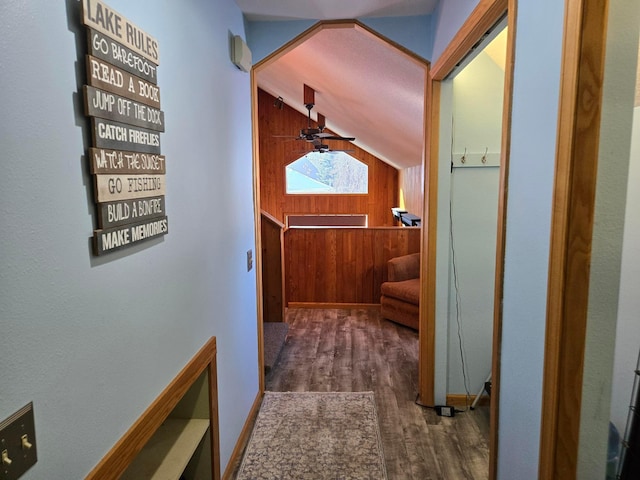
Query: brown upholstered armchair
[{"left": 380, "top": 253, "right": 420, "bottom": 330}]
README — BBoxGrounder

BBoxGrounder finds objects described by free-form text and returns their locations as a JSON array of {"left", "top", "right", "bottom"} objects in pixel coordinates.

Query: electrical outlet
[
  {"left": 247, "top": 249, "right": 253, "bottom": 272},
  {"left": 0, "top": 402, "right": 37, "bottom": 480}
]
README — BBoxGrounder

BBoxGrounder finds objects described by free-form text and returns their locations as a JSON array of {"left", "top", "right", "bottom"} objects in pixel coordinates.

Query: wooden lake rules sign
[
  {"left": 85, "top": 85, "right": 164, "bottom": 131},
  {"left": 94, "top": 174, "right": 165, "bottom": 203},
  {"left": 87, "top": 55, "right": 160, "bottom": 110},
  {"left": 82, "top": 0, "right": 168, "bottom": 255},
  {"left": 82, "top": 0, "right": 159, "bottom": 65},
  {"left": 98, "top": 196, "right": 165, "bottom": 229},
  {"left": 88, "top": 29, "right": 157, "bottom": 84},
  {"left": 92, "top": 118, "right": 161, "bottom": 154},
  {"left": 89, "top": 148, "right": 165, "bottom": 174},
  {"left": 93, "top": 216, "right": 168, "bottom": 255}
]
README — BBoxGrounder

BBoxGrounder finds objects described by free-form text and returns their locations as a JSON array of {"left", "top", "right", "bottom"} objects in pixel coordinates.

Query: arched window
[{"left": 285, "top": 151, "right": 368, "bottom": 194}]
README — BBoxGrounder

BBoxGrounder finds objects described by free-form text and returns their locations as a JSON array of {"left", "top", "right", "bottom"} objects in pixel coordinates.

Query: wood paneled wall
[
  {"left": 261, "top": 212, "right": 285, "bottom": 322},
  {"left": 258, "top": 89, "right": 399, "bottom": 226},
  {"left": 399, "top": 164, "right": 424, "bottom": 216},
  {"left": 284, "top": 227, "right": 421, "bottom": 305}
]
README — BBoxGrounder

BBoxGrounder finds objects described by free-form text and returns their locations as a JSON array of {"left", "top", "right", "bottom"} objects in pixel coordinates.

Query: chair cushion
[
  {"left": 380, "top": 296, "right": 419, "bottom": 330},
  {"left": 380, "top": 278, "right": 420, "bottom": 305},
  {"left": 387, "top": 253, "right": 420, "bottom": 282}
]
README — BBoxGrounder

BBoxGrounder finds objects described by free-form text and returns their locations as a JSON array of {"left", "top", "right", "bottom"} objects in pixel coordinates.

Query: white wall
[
  {"left": 610, "top": 106, "right": 640, "bottom": 437},
  {"left": 609, "top": 6, "right": 640, "bottom": 445},
  {"left": 585, "top": 2, "right": 640, "bottom": 477},
  {"left": 447, "top": 51, "right": 503, "bottom": 395},
  {"left": 0, "top": 1, "right": 258, "bottom": 478},
  {"left": 497, "top": 0, "right": 565, "bottom": 478},
  {"left": 435, "top": 80, "right": 454, "bottom": 404}
]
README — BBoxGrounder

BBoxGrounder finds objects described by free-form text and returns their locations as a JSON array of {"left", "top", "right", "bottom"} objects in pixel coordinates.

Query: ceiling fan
[
  {"left": 300, "top": 139, "right": 355, "bottom": 154},
  {"left": 278, "top": 84, "right": 356, "bottom": 143}
]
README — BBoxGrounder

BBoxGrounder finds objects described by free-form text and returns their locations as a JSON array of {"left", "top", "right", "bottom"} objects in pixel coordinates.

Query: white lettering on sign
[
  {"left": 108, "top": 202, "right": 130, "bottom": 222},
  {"left": 92, "top": 88, "right": 115, "bottom": 112},
  {"left": 91, "top": 149, "right": 166, "bottom": 174},
  {"left": 131, "top": 218, "right": 168, "bottom": 242},
  {"left": 87, "top": 29, "right": 160, "bottom": 82},
  {"left": 101, "top": 228, "right": 130, "bottom": 250},
  {"left": 98, "top": 122, "right": 127, "bottom": 141},
  {"left": 111, "top": 41, "right": 156, "bottom": 78},
  {"left": 106, "top": 200, "right": 161, "bottom": 222},
  {"left": 136, "top": 81, "right": 159, "bottom": 102},
  {"left": 84, "top": 86, "right": 164, "bottom": 131},
  {"left": 93, "top": 119, "right": 160, "bottom": 151},
  {"left": 94, "top": 217, "right": 168, "bottom": 255},
  {"left": 127, "top": 128, "right": 159, "bottom": 146},
  {"left": 130, "top": 197, "right": 164, "bottom": 219},
  {"left": 97, "top": 197, "right": 165, "bottom": 229},
  {"left": 89, "top": 57, "right": 123, "bottom": 87},
  {"left": 87, "top": 56, "right": 160, "bottom": 109},
  {"left": 83, "top": 0, "right": 159, "bottom": 64},
  {"left": 136, "top": 197, "right": 163, "bottom": 216}
]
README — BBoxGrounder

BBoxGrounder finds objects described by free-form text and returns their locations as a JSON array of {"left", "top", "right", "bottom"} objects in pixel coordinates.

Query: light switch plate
[
  {"left": 0, "top": 403, "right": 37, "bottom": 480},
  {"left": 247, "top": 249, "right": 253, "bottom": 272}
]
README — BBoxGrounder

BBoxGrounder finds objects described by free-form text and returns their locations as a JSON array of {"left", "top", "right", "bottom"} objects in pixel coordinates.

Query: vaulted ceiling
[{"left": 237, "top": 1, "right": 437, "bottom": 170}]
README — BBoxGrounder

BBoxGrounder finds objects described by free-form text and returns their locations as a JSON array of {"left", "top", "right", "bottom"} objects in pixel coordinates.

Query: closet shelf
[{"left": 120, "top": 418, "right": 210, "bottom": 480}]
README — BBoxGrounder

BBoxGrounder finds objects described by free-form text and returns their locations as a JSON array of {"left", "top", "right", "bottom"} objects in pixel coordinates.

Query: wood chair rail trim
[
  {"left": 539, "top": 0, "right": 610, "bottom": 477},
  {"left": 85, "top": 337, "right": 219, "bottom": 480}
]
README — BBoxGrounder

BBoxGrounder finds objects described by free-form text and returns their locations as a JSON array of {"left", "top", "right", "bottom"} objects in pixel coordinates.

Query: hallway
[{"left": 234, "top": 308, "right": 489, "bottom": 479}]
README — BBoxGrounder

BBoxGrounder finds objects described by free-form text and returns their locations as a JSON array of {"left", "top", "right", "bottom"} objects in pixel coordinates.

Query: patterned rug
[{"left": 236, "top": 391, "right": 388, "bottom": 480}]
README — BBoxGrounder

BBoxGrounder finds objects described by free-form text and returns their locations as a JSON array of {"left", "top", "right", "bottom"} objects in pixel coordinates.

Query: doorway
[
  {"left": 250, "top": 4, "right": 514, "bottom": 477},
  {"left": 251, "top": 19, "right": 428, "bottom": 390},
  {"left": 434, "top": 19, "right": 507, "bottom": 409},
  {"left": 423, "top": 2, "right": 514, "bottom": 478}
]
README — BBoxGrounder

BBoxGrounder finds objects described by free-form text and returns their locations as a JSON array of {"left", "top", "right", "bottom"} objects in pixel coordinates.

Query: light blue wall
[
  {"left": 431, "top": 0, "right": 481, "bottom": 62},
  {"left": 245, "top": 19, "right": 316, "bottom": 64},
  {"left": 0, "top": 0, "right": 258, "bottom": 478},
  {"left": 246, "top": 15, "right": 433, "bottom": 65},
  {"left": 359, "top": 15, "right": 433, "bottom": 60},
  {"left": 497, "top": 0, "right": 564, "bottom": 478}
]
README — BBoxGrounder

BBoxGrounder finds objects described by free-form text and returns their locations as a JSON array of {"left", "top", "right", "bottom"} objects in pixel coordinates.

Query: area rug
[{"left": 236, "top": 391, "right": 388, "bottom": 480}]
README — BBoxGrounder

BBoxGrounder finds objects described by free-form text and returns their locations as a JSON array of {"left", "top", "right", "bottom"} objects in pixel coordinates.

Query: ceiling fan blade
[{"left": 316, "top": 133, "right": 356, "bottom": 141}]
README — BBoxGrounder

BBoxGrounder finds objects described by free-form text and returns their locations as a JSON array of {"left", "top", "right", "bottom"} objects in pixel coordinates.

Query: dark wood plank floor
[{"left": 231, "top": 308, "right": 489, "bottom": 480}]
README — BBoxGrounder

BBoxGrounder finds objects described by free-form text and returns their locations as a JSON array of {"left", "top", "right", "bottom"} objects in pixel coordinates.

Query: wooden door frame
[
  {"left": 250, "top": 20, "right": 430, "bottom": 394},
  {"left": 421, "top": 1, "right": 513, "bottom": 479},
  {"left": 538, "top": 0, "right": 611, "bottom": 477}
]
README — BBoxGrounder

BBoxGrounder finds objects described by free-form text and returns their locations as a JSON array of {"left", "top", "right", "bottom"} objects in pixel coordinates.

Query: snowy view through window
[{"left": 286, "top": 151, "right": 368, "bottom": 194}]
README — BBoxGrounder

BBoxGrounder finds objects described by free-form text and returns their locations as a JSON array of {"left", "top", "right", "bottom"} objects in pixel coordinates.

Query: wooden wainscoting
[
  {"left": 284, "top": 227, "right": 420, "bottom": 305},
  {"left": 261, "top": 211, "right": 285, "bottom": 323}
]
